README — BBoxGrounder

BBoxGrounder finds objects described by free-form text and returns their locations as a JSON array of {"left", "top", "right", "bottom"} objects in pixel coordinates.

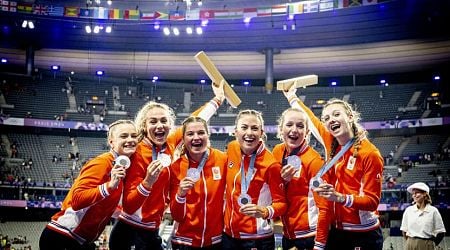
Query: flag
[
  {"left": 108, "top": 9, "right": 122, "bottom": 19},
  {"left": 319, "top": 0, "right": 335, "bottom": 12},
  {"left": 64, "top": 7, "right": 79, "bottom": 17},
  {"left": 227, "top": 9, "right": 243, "bottom": 19},
  {"left": 94, "top": 7, "right": 108, "bottom": 19},
  {"left": 200, "top": 10, "right": 214, "bottom": 19},
  {"left": 363, "top": 0, "right": 377, "bottom": 5},
  {"left": 17, "top": 3, "right": 32, "bottom": 13},
  {"left": 124, "top": 9, "right": 140, "bottom": 20},
  {"left": 48, "top": 5, "right": 64, "bottom": 16},
  {"left": 287, "top": 2, "right": 303, "bottom": 15},
  {"left": 169, "top": 10, "right": 185, "bottom": 20},
  {"left": 1, "top": 1, "right": 17, "bottom": 12},
  {"left": 79, "top": 7, "right": 93, "bottom": 18},
  {"left": 303, "top": 1, "right": 319, "bottom": 13},
  {"left": 257, "top": 7, "right": 272, "bottom": 17},
  {"left": 213, "top": 10, "right": 230, "bottom": 19},
  {"left": 33, "top": 4, "right": 48, "bottom": 15},
  {"left": 154, "top": 11, "right": 168, "bottom": 20},
  {"left": 243, "top": 8, "right": 257, "bottom": 19},
  {"left": 186, "top": 9, "right": 199, "bottom": 20},
  {"left": 140, "top": 11, "right": 156, "bottom": 19},
  {"left": 271, "top": 4, "right": 287, "bottom": 15}
]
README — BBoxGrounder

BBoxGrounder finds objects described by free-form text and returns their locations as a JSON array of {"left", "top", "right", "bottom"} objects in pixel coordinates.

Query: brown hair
[{"left": 107, "top": 119, "right": 135, "bottom": 140}]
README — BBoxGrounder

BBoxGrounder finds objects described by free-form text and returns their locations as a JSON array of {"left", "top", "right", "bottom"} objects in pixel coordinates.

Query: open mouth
[
  {"left": 154, "top": 131, "right": 166, "bottom": 140},
  {"left": 191, "top": 141, "right": 203, "bottom": 149},
  {"left": 330, "top": 123, "right": 340, "bottom": 132}
]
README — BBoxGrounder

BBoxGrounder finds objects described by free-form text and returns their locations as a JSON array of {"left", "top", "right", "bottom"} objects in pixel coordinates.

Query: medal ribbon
[
  {"left": 281, "top": 141, "right": 308, "bottom": 166},
  {"left": 187, "top": 150, "right": 209, "bottom": 174},
  {"left": 143, "top": 138, "right": 167, "bottom": 162},
  {"left": 314, "top": 137, "right": 355, "bottom": 180},
  {"left": 240, "top": 153, "right": 257, "bottom": 195}
]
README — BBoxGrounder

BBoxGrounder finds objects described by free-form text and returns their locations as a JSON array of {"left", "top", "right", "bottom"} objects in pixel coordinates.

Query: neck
[
  {"left": 188, "top": 151, "right": 205, "bottom": 163},
  {"left": 416, "top": 202, "right": 426, "bottom": 210},
  {"left": 336, "top": 134, "right": 354, "bottom": 146}
]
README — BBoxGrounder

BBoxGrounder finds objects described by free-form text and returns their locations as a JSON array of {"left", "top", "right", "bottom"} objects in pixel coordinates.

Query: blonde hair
[
  {"left": 134, "top": 101, "right": 176, "bottom": 142},
  {"left": 234, "top": 109, "right": 267, "bottom": 142},
  {"left": 324, "top": 98, "right": 367, "bottom": 159},
  {"left": 276, "top": 107, "right": 310, "bottom": 143},
  {"left": 107, "top": 119, "right": 135, "bottom": 140}
]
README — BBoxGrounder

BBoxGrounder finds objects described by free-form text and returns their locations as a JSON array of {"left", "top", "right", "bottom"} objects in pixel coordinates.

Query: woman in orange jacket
[
  {"left": 283, "top": 88, "right": 384, "bottom": 250},
  {"left": 223, "top": 109, "right": 287, "bottom": 250},
  {"left": 39, "top": 119, "right": 138, "bottom": 250},
  {"left": 272, "top": 108, "right": 331, "bottom": 250},
  {"left": 169, "top": 116, "right": 228, "bottom": 249},
  {"left": 109, "top": 82, "right": 226, "bottom": 250}
]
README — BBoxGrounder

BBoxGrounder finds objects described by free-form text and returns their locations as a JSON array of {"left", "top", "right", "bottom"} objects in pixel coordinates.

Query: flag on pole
[{"left": 33, "top": 4, "right": 48, "bottom": 15}]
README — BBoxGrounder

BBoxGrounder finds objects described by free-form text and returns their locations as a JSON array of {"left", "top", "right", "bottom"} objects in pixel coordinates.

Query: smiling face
[
  {"left": 280, "top": 109, "right": 309, "bottom": 152},
  {"left": 235, "top": 113, "right": 264, "bottom": 155},
  {"left": 145, "top": 106, "right": 172, "bottom": 147},
  {"left": 108, "top": 122, "right": 138, "bottom": 157},
  {"left": 321, "top": 103, "right": 354, "bottom": 145},
  {"left": 183, "top": 119, "right": 209, "bottom": 162},
  {"left": 411, "top": 188, "right": 426, "bottom": 205}
]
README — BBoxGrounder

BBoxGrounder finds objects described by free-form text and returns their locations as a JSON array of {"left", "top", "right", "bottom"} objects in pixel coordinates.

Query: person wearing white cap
[{"left": 400, "top": 182, "right": 446, "bottom": 250}]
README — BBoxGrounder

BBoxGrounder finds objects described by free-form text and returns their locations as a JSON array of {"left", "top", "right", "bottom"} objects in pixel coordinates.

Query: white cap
[{"left": 407, "top": 182, "right": 429, "bottom": 194}]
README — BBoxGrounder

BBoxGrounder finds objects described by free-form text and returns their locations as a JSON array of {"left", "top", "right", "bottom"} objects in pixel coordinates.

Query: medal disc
[
  {"left": 158, "top": 153, "right": 172, "bottom": 167},
  {"left": 238, "top": 194, "right": 252, "bottom": 207},
  {"left": 287, "top": 155, "right": 301, "bottom": 170},
  {"left": 115, "top": 155, "right": 131, "bottom": 169},
  {"left": 186, "top": 168, "right": 200, "bottom": 182}
]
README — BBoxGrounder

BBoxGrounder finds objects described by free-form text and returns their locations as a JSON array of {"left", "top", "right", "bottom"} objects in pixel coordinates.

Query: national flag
[
  {"left": 257, "top": 7, "right": 272, "bottom": 17},
  {"left": 169, "top": 10, "right": 185, "bottom": 20},
  {"left": 344, "top": 0, "right": 362, "bottom": 7},
  {"left": 186, "top": 9, "right": 199, "bottom": 20},
  {"left": 319, "top": 0, "right": 335, "bottom": 12},
  {"left": 79, "top": 7, "right": 93, "bottom": 18},
  {"left": 287, "top": 2, "right": 303, "bottom": 15},
  {"left": 227, "top": 9, "right": 243, "bottom": 19},
  {"left": 154, "top": 11, "right": 168, "bottom": 20},
  {"left": 124, "top": 9, "right": 140, "bottom": 20},
  {"left": 243, "top": 8, "right": 257, "bottom": 19},
  {"left": 94, "top": 7, "right": 108, "bottom": 19},
  {"left": 200, "top": 10, "right": 214, "bottom": 19},
  {"left": 64, "top": 7, "right": 79, "bottom": 17},
  {"left": 108, "top": 9, "right": 122, "bottom": 19},
  {"left": 33, "top": 4, "right": 48, "bottom": 15},
  {"left": 48, "top": 5, "right": 64, "bottom": 16},
  {"left": 1, "top": 1, "right": 17, "bottom": 12},
  {"left": 271, "top": 4, "right": 287, "bottom": 15},
  {"left": 140, "top": 11, "right": 155, "bottom": 19},
  {"left": 213, "top": 10, "right": 230, "bottom": 19},
  {"left": 303, "top": 1, "right": 319, "bottom": 13},
  {"left": 363, "top": 0, "right": 377, "bottom": 5},
  {"left": 17, "top": 3, "right": 32, "bottom": 13}
]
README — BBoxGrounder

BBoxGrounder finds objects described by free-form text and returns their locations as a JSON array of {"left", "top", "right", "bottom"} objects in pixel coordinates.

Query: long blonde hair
[{"left": 234, "top": 109, "right": 267, "bottom": 142}]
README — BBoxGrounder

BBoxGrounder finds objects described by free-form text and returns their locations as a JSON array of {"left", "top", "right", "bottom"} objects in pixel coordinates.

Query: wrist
[
  {"left": 336, "top": 193, "right": 345, "bottom": 204},
  {"left": 262, "top": 207, "right": 269, "bottom": 219},
  {"left": 141, "top": 180, "right": 152, "bottom": 190}
]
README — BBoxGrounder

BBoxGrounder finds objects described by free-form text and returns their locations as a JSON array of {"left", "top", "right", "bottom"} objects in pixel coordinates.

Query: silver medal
[
  {"left": 186, "top": 168, "right": 200, "bottom": 182},
  {"left": 238, "top": 194, "right": 252, "bottom": 207},
  {"left": 157, "top": 153, "right": 172, "bottom": 167},
  {"left": 115, "top": 155, "right": 131, "bottom": 169},
  {"left": 312, "top": 177, "right": 323, "bottom": 188},
  {"left": 287, "top": 155, "right": 301, "bottom": 171}
]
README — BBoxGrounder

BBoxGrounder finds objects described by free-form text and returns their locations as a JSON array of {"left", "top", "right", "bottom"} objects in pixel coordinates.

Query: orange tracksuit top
[
  {"left": 119, "top": 101, "right": 217, "bottom": 230},
  {"left": 223, "top": 140, "right": 287, "bottom": 239},
  {"left": 47, "top": 152, "right": 123, "bottom": 244},
  {"left": 272, "top": 143, "right": 332, "bottom": 250},
  {"left": 169, "top": 148, "right": 228, "bottom": 247},
  {"left": 297, "top": 100, "right": 384, "bottom": 232}
]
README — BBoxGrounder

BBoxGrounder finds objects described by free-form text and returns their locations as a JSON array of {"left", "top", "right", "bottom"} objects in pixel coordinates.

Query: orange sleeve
[
  {"left": 169, "top": 160, "right": 186, "bottom": 223},
  {"left": 71, "top": 157, "right": 112, "bottom": 210},
  {"left": 121, "top": 153, "right": 150, "bottom": 214},
  {"left": 266, "top": 162, "right": 287, "bottom": 218},
  {"left": 350, "top": 151, "right": 383, "bottom": 210}
]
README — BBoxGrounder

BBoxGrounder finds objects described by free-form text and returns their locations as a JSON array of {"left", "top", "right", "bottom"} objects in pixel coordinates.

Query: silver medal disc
[
  {"left": 287, "top": 155, "right": 301, "bottom": 170},
  {"left": 115, "top": 155, "right": 131, "bottom": 169},
  {"left": 157, "top": 153, "right": 172, "bottom": 167},
  {"left": 186, "top": 168, "right": 200, "bottom": 182},
  {"left": 238, "top": 194, "right": 252, "bottom": 207},
  {"left": 312, "top": 177, "right": 323, "bottom": 188}
]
